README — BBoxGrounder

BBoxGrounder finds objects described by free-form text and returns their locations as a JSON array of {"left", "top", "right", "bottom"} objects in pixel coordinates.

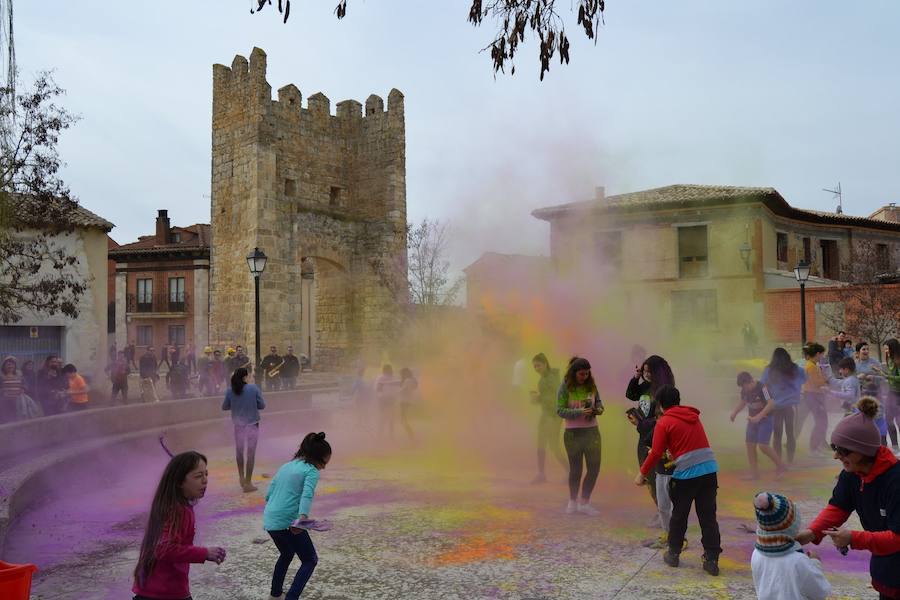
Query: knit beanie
[
  {"left": 831, "top": 397, "right": 881, "bottom": 457},
  {"left": 754, "top": 492, "right": 801, "bottom": 556}
]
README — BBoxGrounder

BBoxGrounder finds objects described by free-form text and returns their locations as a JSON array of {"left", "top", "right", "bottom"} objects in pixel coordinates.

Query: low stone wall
[{"left": 0, "top": 383, "right": 339, "bottom": 555}]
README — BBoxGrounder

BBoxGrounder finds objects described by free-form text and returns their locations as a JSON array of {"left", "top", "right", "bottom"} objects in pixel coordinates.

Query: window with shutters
[
  {"left": 593, "top": 230, "right": 622, "bottom": 272},
  {"left": 777, "top": 232, "right": 788, "bottom": 263},
  {"left": 678, "top": 225, "right": 708, "bottom": 278},
  {"left": 671, "top": 289, "right": 718, "bottom": 330}
]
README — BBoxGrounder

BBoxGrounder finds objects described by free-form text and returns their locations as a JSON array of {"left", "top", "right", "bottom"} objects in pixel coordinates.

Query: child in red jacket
[
  {"left": 634, "top": 384, "right": 722, "bottom": 576},
  {"left": 133, "top": 451, "right": 226, "bottom": 600}
]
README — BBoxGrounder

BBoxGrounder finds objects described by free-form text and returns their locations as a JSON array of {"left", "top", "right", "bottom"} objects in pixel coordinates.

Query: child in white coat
[{"left": 750, "top": 492, "right": 831, "bottom": 600}]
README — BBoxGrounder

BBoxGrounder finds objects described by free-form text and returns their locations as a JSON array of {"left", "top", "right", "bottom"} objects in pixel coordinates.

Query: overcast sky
[{"left": 15, "top": 1, "right": 900, "bottom": 270}]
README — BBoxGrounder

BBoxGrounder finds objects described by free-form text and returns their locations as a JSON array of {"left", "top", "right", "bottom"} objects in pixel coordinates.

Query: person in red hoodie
[
  {"left": 795, "top": 397, "right": 900, "bottom": 600},
  {"left": 133, "top": 451, "right": 226, "bottom": 600},
  {"left": 634, "top": 384, "right": 722, "bottom": 576}
]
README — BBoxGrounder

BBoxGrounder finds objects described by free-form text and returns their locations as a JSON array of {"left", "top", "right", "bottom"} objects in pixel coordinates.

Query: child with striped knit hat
[{"left": 750, "top": 492, "right": 831, "bottom": 600}]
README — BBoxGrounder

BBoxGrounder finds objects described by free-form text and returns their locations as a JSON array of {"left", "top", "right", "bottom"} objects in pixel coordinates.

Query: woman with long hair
[
  {"left": 263, "top": 432, "right": 332, "bottom": 600},
  {"left": 557, "top": 357, "right": 604, "bottom": 515},
  {"left": 761, "top": 348, "right": 807, "bottom": 464},
  {"left": 132, "top": 451, "right": 225, "bottom": 600},
  {"left": 626, "top": 355, "right": 675, "bottom": 510},
  {"left": 530, "top": 353, "right": 565, "bottom": 484},
  {"left": 222, "top": 367, "right": 266, "bottom": 492}
]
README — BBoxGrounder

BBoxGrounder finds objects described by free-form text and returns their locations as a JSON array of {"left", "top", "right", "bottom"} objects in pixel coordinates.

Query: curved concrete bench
[{"left": 0, "top": 383, "right": 340, "bottom": 555}]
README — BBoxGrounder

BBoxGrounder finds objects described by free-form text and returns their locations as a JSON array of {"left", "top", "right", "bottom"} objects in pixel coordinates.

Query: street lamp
[
  {"left": 794, "top": 260, "right": 810, "bottom": 346},
  {"left": 739, "top": 242, "right": 752, "bottom": 271},
  {"left": 246, "top": 247, "right": 267, "bottom": 374}
]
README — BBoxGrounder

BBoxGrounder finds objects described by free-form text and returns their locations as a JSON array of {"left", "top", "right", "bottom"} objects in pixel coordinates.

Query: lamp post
[
  {"left": 794, "top": 260, "right": 810, "bottom": 346},
  {"left": 739, "top": 242, "right": 752, "bottom": 271},
  {"left": 246, "top": 247, "right": 268, "bottom": 374}
]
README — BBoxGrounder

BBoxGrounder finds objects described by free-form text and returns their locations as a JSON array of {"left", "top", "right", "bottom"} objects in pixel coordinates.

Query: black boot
[
  {"left": 702, "top": 554, "right": 720, "bottom": 576},
  {"left": 663, "top": 551, "right": 679, "bottom": 568}
]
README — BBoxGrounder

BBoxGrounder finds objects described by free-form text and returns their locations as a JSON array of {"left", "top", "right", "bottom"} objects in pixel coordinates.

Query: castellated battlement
[
  {"left": 209, "top": 48, "right": 408, "bottom": 370},
  {"left": 213, "top": 47, "right": 403, "bottom": 123}
]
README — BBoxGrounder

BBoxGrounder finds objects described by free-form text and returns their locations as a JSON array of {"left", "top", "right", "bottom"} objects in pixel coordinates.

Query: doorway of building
[
  {"left": 820, "top": 240, "right": 840, "bottom": 280},
  {"left": 0, "top": 325, "right": 64, "bottom": 365}
]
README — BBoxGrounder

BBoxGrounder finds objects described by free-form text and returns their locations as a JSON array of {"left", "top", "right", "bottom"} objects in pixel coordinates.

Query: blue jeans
[{"left": 268, "top": 528, "right": 318, "bottom": 599}]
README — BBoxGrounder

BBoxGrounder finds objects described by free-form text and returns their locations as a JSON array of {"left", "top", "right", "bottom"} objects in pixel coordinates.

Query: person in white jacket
[{"left": 751, "top": 492, "right": 831, "bottom": 600}]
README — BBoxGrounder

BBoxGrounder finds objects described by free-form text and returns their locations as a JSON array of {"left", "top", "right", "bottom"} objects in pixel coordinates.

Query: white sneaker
[
  {"left": 566, "top": 500, "right": 577, "bottom": 514},
  {"left": 577, "top": 503, "right": 600, "bottom": 516}
]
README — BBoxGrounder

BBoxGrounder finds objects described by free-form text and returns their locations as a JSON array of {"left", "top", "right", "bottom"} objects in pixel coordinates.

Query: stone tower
[{"left": 209, "top": 48, "right": 407, "bottom": 368}]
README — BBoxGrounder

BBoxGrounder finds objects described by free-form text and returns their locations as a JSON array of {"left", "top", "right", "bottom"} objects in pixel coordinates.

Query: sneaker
[
  {"left": 702, "top": 555, "right": 720, "bottom": 576},
  {"left": 566, "top": 500, "right": 577, "bottom": 514},
  {"left": 663, "top": 551, "right": 679, "bottom": 568},
  {"left": 641, "top": 536, "right": 662, "bottom": 548},
  {"left": 577, "top": 503, "right": 600, "bottom": 516}
]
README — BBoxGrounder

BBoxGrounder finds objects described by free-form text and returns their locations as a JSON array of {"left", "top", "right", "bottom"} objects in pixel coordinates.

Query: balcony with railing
[{"left": 126, "top": 292, "right": 191, "bottom": 315}]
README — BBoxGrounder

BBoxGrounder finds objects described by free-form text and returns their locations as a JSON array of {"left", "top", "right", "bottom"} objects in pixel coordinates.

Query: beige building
[
  {"left": 517, "top": 184, "right": 900, "bottom": 354},
  {"left": 208, "top": 48, "right": 407, "bottom": 368},
  {"left": 0, "top": 202, "right": 113, "bottom": 386}
]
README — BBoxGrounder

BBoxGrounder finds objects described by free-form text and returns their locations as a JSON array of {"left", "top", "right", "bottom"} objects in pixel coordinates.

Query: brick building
[
  {"left": 520, "top": 184, "right": 900, "bottom": 355},
  {"left": 109, "top": 210, "right": 210, "bottom": 354},
  {"left": 209, "top": 48, "right": 407, "bottom": 368}
]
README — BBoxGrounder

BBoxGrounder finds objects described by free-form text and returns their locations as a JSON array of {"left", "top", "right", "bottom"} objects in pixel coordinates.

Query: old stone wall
[{"left": 209, "top": 48, "right": 407, "bottom": 368}]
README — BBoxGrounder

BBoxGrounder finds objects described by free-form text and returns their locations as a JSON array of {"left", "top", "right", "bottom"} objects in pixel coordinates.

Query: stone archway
[{"left": 299, "top": 255, "right": 355, "bottom": 369}]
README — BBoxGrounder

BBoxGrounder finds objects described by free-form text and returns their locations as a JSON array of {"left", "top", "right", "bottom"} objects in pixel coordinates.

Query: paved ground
[{"left": 6, "top": 402, "right": 878, "bottom": 600}]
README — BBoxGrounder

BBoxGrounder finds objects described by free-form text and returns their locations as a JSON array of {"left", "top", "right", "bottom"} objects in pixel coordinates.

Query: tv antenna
[{"left": 823, "top": 182, "right": 842, "bottom": 214}]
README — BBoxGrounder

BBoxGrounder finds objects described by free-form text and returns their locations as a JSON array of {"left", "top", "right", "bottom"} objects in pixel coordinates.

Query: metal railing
[{"left": 126, "top": 292, "right": 191, "bottom": 314}]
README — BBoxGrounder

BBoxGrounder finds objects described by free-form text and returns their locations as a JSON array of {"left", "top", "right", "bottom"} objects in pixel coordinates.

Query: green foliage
[{"left": 252, "top": 0, "right": 606, "bottom": 79}]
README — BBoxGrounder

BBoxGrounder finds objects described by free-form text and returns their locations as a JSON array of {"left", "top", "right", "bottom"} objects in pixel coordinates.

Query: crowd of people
[
  {"left": 518, "top": 338, "right": 900, "bottom": 599},
  {"left": 0, "top": 342, "right": 311, "bottom": 424}
]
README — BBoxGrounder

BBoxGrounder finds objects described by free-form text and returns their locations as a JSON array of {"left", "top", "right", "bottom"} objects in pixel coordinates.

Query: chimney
[
  {"left": 156, "top": 209, "right": 170, "bottom": 244},
  {"left": 595, "top": 186, "right": 606, "bottom": 201}
]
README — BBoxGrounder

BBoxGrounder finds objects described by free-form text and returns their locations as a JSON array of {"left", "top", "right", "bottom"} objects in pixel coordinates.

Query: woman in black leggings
[{"left": 557, "top": 357, "right": 603, "bottom": 516}]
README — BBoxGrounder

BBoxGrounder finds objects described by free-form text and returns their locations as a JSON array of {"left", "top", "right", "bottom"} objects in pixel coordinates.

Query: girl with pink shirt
[
  {"left": 557, "top": 357, "right": 604, "bottom": 515},
  {"left": 133, "top": 451, "right": 226, "bottom": 600}
]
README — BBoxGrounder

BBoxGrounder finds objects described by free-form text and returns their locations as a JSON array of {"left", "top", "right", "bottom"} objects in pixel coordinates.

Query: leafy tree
[
  {"left": 0, "top": 73, "right": 87, "bottom": 324},
  {"left": 251, "top": 0, "right": 605, "bottom": 79}
]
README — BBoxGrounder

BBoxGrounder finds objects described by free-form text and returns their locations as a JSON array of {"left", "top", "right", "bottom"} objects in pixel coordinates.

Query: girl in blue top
[
  {"left": 760, "top": 348, "right": 807, "bottom": 465},
  {"left": 263, "top": 432, "right": 332, "bottom": 600},
  {"left": 222, "top": 367, "right": 266, "bottom": 492}
]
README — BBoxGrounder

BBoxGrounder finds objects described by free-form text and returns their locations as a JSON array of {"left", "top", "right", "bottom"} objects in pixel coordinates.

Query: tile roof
[
  {"left": 532, "top": 184, "right": 778, "bottom": 218},
  {"left": 12, "top": 195, "right": 114, "bottom": 231},
  {"left": 532, "top": 184, "right": 900, "bottom": 233},
  {"left": 109, "top": 222, "right": 211, "bottom": 258}
]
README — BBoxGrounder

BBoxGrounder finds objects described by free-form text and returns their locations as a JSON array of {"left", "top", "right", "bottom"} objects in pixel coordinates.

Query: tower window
[
  {"left": 285, "top": 178, "right": 297, "bottom": 197},
  {"left": 330, "top": 186, "right": 341, "bottom": 207}
]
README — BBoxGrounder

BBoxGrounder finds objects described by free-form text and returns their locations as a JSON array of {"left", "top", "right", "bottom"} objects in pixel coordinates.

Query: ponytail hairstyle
[
  {"left": 134, "top": 451, "right": 208, "bottom": 587},
  {"left": 294, "top": 432, "right": 332, "bottom": 469},
  {"left": 564, "top": 357, "right": 597, "bottom": 394},
  {"left": 231, "top": 367, "right": 248, "bottom": 395}
]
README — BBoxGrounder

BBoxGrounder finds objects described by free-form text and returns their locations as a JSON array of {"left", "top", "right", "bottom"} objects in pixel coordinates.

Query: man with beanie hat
[
  {"left": 796, "top": 398, "right": 900, "bottom": 599},
  {"left": 751, "top": 492, "right": 831, "bottom": 599}
]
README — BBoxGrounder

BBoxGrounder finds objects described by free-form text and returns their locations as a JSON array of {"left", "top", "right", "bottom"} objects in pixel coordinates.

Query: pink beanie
[{"left": 831, "top": 398, "right": 881, "bottom": 457}]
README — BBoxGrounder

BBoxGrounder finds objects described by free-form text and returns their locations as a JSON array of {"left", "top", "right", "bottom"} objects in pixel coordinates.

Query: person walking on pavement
[
  {"left": 140, "top": 346, "right": 160, "bottom": 403},
  {"left": 222, "top": 367, "right": 266, "bottom": 492}
]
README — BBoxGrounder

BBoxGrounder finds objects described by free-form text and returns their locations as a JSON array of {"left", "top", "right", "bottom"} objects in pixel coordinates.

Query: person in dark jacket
[
  {"left": 281, "top": 346, "right": 301, "bottom": 389},
  {"left": 827, "top": 332, "right": 847, "bottom": 373},
  {"left": 626, "top": 355, "right": 674, "bottom": 511},
  {"left": 796, "top": 397, "right": 900, "bottom": 600},
  {"left": 530, "top": 353, "right": 565, "bottom": 484},
  {"left": 259, "top": 346, "right": 283, "bottom": 391}
]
